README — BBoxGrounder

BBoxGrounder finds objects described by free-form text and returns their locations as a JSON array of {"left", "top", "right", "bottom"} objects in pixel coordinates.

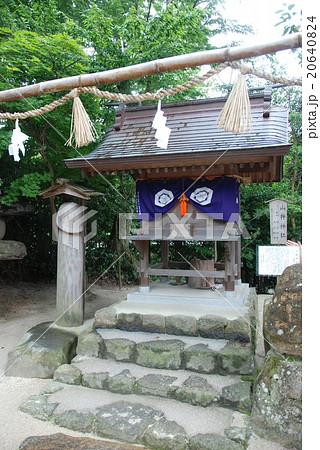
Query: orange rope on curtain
[{"left": 179, "top": 193, "right": 189, "bottom": 216}]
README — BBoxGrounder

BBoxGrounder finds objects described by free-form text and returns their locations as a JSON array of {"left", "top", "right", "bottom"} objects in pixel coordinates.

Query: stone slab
[
  {"left": 127, "top": 282, "right": 250, "bottom": 307},
  {"left": 19, "top": 433, "right": 142, "bottom": 449},
  {"left": 188, "top": 433, "right": 243, "bottom": 449},
  {"left": 97, "top": 329, "right": 228, "bottom": 353},
  {"left": 23, "top": 382, "right": 245, "bottom": 438},
  {"left": 71, "top": 356, "right": 242, "bottom": 394},
  {"left": 95, "top": 329, "right": 254, "bottom": 376},
  {"left": 93, "top": 300, "right": 254, "bottom": 342},
  {"left": 95, "top": 401, "right": 163, "bottom": 443},
  {"left": 5, "top": 322, "right": 77, "bottom": 378},
  {"left": 143, "top": 418, "right": 187, "bottom": 450},
  {"left": 66, "top": 356, "right": 249, "bottom": 411},
  {"left": 110, "top": 301, "right": 250, "bottom": 321},
  {"left": 0, "top": 240, "right": 27, "bottom": 260}
]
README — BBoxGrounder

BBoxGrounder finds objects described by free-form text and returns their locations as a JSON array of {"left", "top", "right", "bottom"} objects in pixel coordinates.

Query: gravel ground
[{"left": 0, "top": 282, "right": 135, "bottom": 449}]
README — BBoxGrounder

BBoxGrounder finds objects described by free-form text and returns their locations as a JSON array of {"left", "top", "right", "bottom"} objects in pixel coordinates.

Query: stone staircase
[{"left": 19, "top": 289, "right": 258, "bottom": 449}]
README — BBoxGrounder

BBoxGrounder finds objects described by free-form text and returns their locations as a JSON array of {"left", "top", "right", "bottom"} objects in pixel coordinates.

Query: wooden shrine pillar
[
  {"left": 160, "top": 240, "right": 169, "bottom": 283},
  {"left": 135, "top": 240, "right": 150, "bottom": 292},
  {"left": 224, "top": 241, "right": 235, "bottom": 292},
  {"left": 56, "top": 203, "right": 84, "bottom": 327},
  {"left": 235, "top": 237, "right": 241, "bottom": 284}
]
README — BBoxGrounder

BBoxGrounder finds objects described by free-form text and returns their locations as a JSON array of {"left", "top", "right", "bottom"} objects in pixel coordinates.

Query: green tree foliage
[
  {"left": 240, "top": 85, "right": 302, "bottom": 291},
  {"left": 0, "top": 0, "right": 300, "bottom": 288},
  {"left": 0, "top": 0, "right": 253, "bottom": 280}
]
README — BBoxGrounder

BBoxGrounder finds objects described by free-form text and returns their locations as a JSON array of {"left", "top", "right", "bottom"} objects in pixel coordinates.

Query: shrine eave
[{"left": 65, "top": 144, "right": 290, "bottom": 183}]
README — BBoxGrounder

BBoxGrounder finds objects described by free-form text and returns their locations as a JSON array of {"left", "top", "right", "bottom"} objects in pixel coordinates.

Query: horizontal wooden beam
[
  {"left": 0, "top": 34, "right": 301, "bottom": 103},
  {"left": 148, "top": 268, "right": 225, "bottom": 278}
]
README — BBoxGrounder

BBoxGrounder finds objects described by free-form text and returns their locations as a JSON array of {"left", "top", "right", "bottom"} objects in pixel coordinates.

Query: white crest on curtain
[
  {"left": 190, "top": 187, "right": 213, "bottom": 206},
  {"left": 155, "top": 189, "right": 174, "bottom": 207}
]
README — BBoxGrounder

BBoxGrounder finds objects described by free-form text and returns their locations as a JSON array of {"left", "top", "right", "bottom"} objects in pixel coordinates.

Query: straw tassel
[
  {"left": 217, "top": 74, "right": 252, "bottom": 134},
  {"left": 65, "top": 91, "right": 98, "bottom": 148}
]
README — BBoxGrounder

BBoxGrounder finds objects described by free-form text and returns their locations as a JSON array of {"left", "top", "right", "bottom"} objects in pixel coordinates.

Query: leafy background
[{"left": 0, "top": 0, "right": 301, "bottom": 292}]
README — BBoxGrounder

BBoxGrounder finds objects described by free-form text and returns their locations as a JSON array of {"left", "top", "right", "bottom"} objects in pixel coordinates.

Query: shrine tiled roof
[{"left": 65, "top": 92, "right": 290, "bottom": 183}]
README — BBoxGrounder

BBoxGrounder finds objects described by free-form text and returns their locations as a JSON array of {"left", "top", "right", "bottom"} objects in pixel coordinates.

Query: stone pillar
[
  {"left": 160, "top": 240, "right": 169, "bottom": 283},
  {"left": 135, "top": 240, "right": 150, "bottom": 293},
  {"left": 224, "top": 241, "right": 235, "bottom": 293},
  {"left": 235, "top": 237, "right": 241, "bottom": 285},
  {"left": 0, "top": 218, "right": 6, "bottom": 240},
  {"left": 56, "top": 202, "right": 84, "bottom": 327}
]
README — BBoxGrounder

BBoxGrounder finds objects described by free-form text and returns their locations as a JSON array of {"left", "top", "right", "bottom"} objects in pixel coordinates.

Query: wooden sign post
[{"left": 56, "top": 202, "right": 84, "bottom": 327}]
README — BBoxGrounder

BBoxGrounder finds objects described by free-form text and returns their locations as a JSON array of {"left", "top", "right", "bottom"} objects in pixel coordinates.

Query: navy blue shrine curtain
[{"left": 136, "top": 177, "right": 240, "bottom": 222}]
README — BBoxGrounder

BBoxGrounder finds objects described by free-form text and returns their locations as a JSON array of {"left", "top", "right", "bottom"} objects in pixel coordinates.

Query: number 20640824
[{"left": 307, "top": 16, "right": 317, "bottom": 79}]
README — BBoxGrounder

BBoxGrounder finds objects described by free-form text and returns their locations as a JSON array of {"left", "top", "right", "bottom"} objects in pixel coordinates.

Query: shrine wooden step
[
  {"left": 76, "top": 328, "right": 255, "bottom": 376},
  {"left": 53, "top": 356, "right": 253, "bottom": 413}
]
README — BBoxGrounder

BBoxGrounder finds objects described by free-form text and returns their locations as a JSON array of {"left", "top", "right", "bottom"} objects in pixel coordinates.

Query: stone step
[
  {"left": 53, "top": 356, "right": 252, "bottom": 412},
  {"left": 20, "top": 381, "right": 252, "bottom": 449},
  {"left": 93, "top": 299, "right": 256, "bottom": 344},
  {"left": 77, "top": 328, "right": 255, "bottom": 376}
]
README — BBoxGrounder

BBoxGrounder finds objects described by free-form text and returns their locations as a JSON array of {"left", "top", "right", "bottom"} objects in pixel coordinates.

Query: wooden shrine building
[{"left": 65, "top": 90, "right": 290, "bottom": 302}]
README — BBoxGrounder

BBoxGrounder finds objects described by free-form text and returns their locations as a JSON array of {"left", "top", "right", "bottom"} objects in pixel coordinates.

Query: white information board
[{"left": 257, "top": 245, "right": 301, "bottom": 276}]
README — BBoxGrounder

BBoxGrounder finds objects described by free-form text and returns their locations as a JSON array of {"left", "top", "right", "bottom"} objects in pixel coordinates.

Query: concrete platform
[
  {"left": 111, "top": 301, "right": 250, "bottom": 321},
  {"left": 127, "top": 281, "right": 250, "bottom": 307}
]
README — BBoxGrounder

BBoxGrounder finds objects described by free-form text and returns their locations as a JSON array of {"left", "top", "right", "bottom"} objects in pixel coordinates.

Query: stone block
[
  {"left": 224, "top": 318, "right": 251, "bottom": 343},
  {"left": 142, "top": 314, "right": 166, "bottom": 334},
  {"left": 54, "top": 410, "right": 95, "bottom": 433},
  {"left": 135, "top": 339, "right": 185, "bottom": 370},
  {"left": 224, "top": 426, "right": 251, "bottom": 446},
  {"left": 95, "top": 401, "right": 163, "bottom": 443},
  {"left": 198, "top": 315, "right": 227, "bottom": 339},
  {"left": 165, "top": 315, "right": 198, "bottom": 337},
  {"left": 53, "top": 364, "right": 82, "bottom": 385},
  {"left": 136, "top": 374, "right": 178, "bottom": 398},
  {"left": 117, "top": 313, "right": 143, "bottom": 332},
  {"left": 5, "top": 322, "right": 77, "bottom": 378},
  {"left": 40, "top": 381, "right": 64, "bottom": 395},
  {"left": 251, "top": 351, "right": 302, "bottom": 449},
  {"left": 143, "top": 418, "right": 187, "bottom": 450},
  {"left": 94, "top": 307, "right": 117, "bottom": 329},
  {"left": 77, "top": 330, "right": 104, "bottom": 358},
  {"left": 264, "top": 264, "right": 302, "bottom": 357},
  {"left": 82, "top": 372, "right": 109, "bottom": 390},
  {"left": 108, "top": 370, "right": 136, "bottom": 394},
  {"left": 218, "top": 342, "right": 255, "bottom": 375},
  {"left": 182, "top": 344, "right": 217, "bottom": 374},
  {"left": 220, "top": 381, "right": 252, "bottom": 413},
  {"left": 104, "top": 338, "right": 136, "bottom": 362},
  {"left": 0, "top": 240, "right": 27, "bottom": 260},
  {"left": 188, "top": 433, "right": 242, "bottom": 449},
  {"left": 175, "top": 375, "right": 219, "bottom": 407},
  {"left": 19, "top": 395, "right": 58, "bottom": 421}
]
